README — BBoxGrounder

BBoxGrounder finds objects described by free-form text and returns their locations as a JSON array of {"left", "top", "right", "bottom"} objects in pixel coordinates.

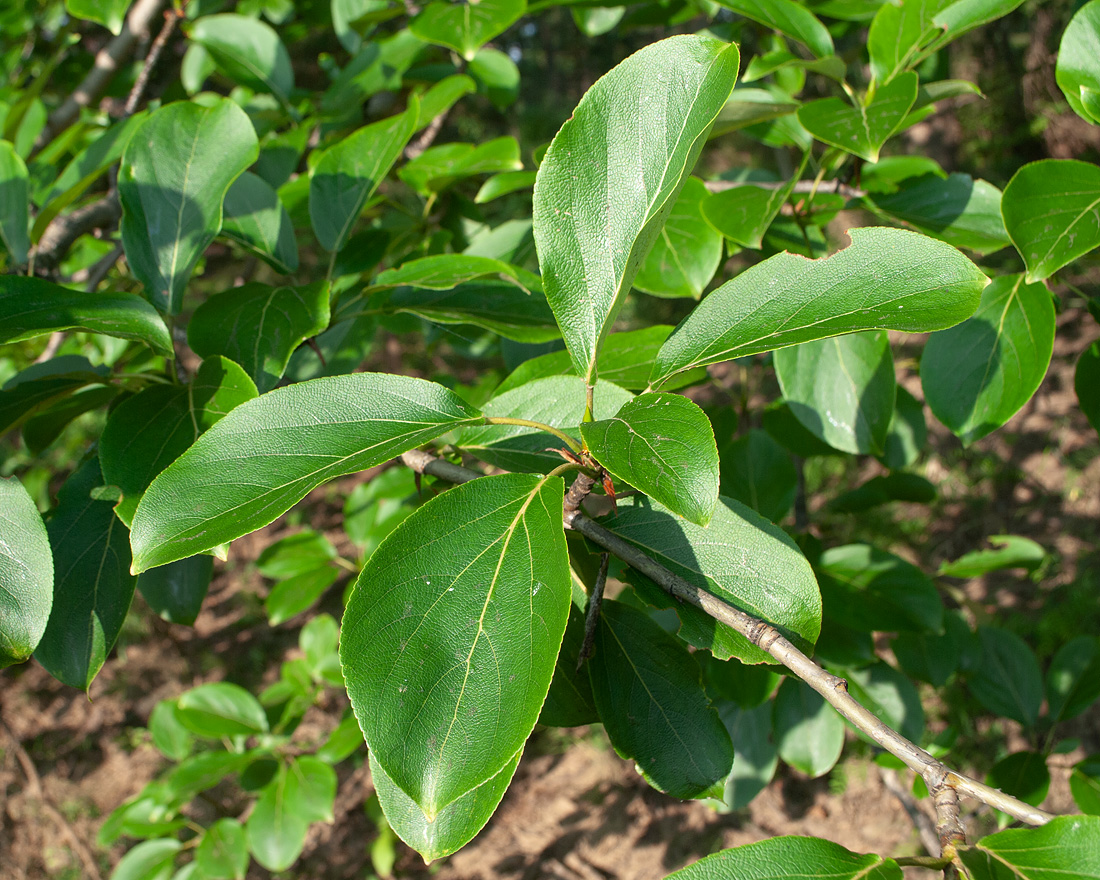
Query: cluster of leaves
[{"left": 2, "top": 0, "right": 1100, "bottom": 878}]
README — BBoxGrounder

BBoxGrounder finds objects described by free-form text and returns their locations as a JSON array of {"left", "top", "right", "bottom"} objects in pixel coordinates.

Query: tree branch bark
[{"left": 398, "top": 448, "right": 1056, "bottom": 832}]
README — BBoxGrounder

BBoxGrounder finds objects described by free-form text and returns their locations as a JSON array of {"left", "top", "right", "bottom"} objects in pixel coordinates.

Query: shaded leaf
[
  {"left": 719, "top": 429, "right": 797, "bottom": 523},
  {"left": 986, "top": 752, "right": 1050, "bottom": 808},
  {"left": 715, "top": 701, "right": 778, "bottom": 809},
  {"left": 137, "top": 555, "right": 214, "bottom": 626},
  {"left": 1045, "top": 636, "right": 1100, "bottom": 723},
  {"left": 221, "top": 171, "right": 299, "bottom": 274},
  {"left": 1078, "top": 342, "right": 1100, "bottom": 435},
  {"left": 0, "top": 476, "right": 52, "bottom": 666},
  {"left": 0, "top": 139, "right": 29, "bottom": 264},
  {"left": 386, "top": 282, "right": 560, "bottom": 344},
  {"left": 938, "top": 534, "right": 1046, "bottom": 579},
  {"left": 970, "top": 626, "right": 1043, "bottom": 727},
  {"left": 634, "top": 177, "right": 723, "bottom": 299},
  {"left": 189, "top": 14, "right": 294, "bottom": 102},
  {"left": 773, "top": 678, "right": 845, "bottom": 778}
]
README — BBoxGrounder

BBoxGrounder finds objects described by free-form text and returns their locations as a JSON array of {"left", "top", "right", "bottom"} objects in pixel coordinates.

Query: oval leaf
[
  {"left": 588, "top": 599, "right": 734, "bottom": 799},
  {"left": 0, "top": 139, "right": 29, "bottom": 264},
  {"left": 120, "top": 97, "right": 259, "bottom": 314},
  {"left": 130, "top": 374, "right": 482, "bottom": 573},
  {"left": 651, "top": 227, "right": 987, "bottom": 388},
  {"left": 177, "top": 682, "right": 269, "bottom": 737},
  {"left": 188, "top": 14, "right": 294, "bottom": 102},
  {"left": 411, "top": 0, "right": 525, "bottom": 61},
  {"left": 0, "top": 476, "right": 53, "bottom": 666},
  {"left": 220, "top": 171, "right": 299, "bottom": 274},
  {"left": 1078, "top": 341, "right": 1100, "bottom": 436},
  {"left": 581, "top": 392, "right": 719, "bottom": 526},
  {"left": 1056, "top": 0, "right": 1100, "bottom": 124},
  {"left": 716, "top": 0, "right": 833, "bottom": 57},
  {"left": 634, "top": 177, "right": 724, "bottom": 299},
  {"left": 137, "top": 554, "right": 214, "bottom": 626},
  {"left": 970, "top": 625, "right": 1043, "bottom": 727},
  {"left": 667, "top": 835, "right": 901, "bottom": 880},
  {"left": 195, "top": 818, "right": 248, "bottom": 880},
  {"left": 246, "top": 762, "right": 309, "bottom": 872},
  {"left": 533, "top": 35, "right": 740, "bottom": 385},
  {"left": 1047, "top": 636, "right": 1100, "bottom": 723},
  {"left": 341, "top": 473, "right": 569, "bottom": 818},
  {"left": 773, "top": 678, "right": 845, "bottom": 778},
  {"left": 959, "top": 815, "right": 1100, "bottom": 880}
]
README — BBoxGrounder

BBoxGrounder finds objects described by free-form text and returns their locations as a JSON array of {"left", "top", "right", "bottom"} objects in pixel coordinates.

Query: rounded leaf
[{"left": 0, "top": 476, "right": 52, "bottom": 666}]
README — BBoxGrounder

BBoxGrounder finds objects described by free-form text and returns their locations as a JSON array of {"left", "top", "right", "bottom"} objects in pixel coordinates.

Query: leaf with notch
[
  {"left": 0, "top": 476, "right": 52, "bottom": 667},
  {"left": 797, "top": 72, "right": 917, "bottom": 162},
  {"left": 533, "top": 35, "right": 740, "bottom": 386},
  {"left": 410, "top": 0, "right": 525, "bottom": 61},
  {"left": 341, "top": 473, "right": 569, "bottom": 818},
  {"left": 650, "top": 227, "right": 987, "bottom": 389},
  {"left": 130, "top": 374, "right": 483, "bottom": 573}
]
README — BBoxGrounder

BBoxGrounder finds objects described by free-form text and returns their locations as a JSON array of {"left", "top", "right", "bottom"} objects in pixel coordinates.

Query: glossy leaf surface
[
  {"left": 130, "top": 374, "right": 482, "bottom": 572},
  {"left": 633, "top": 177, "right": 723, "bottom": 299},
  {"left": 959, "top": 816, "right": 1100, "bottom": 880},
  {"left": 651, "top": 227, "right": 987, "bottom": 388},
  {"left": 0, "top": 276, "right": 171, "bottom": 355},
  {"left": 1056, "top": 0, "right": 1100, "bottom": 124},
  {"left": 341, "top": 473, "right": 569, "bottom": 817},
  {"left": 411, "top": 0, "right": 525, "bottom": 61},
  {"left": 589, "top": 600, "right": 733, "bottom": 799},
  {"left": 177, "top": 682, "right": 269, "bottom": 737},
  {"left": 923, "top": 274, "right": 1054, "bottom": 444},
  {"left": 370, "top": 749, "right": 520, "bottom": 861},
  {"left": 581, "top": 392, "right": 719, "bottom": 526},
  {"left": 1001, "top": 159, "right": 1100, "bottom": 282},
  {"left": 188, "top": 283, "right": 330, "bottom": 393},
  {"left": 119, "top": 97, "right": 258, "bottom": 314},
  {"left": 34, "top": 458, "right": 135, "bottom": 690},
  {"left": 221, "top": 171, "right": 299, "bottom": 274},
  {"left": 0, "top": 476, "right": 52, "bottom": 666},
  {"left": 774, "top": 331, "right": 896, "bottom": 455},
  {"left": 773, "top": 678, "right": 845, "bottom": 778},
  {"left": 667, "top": 835, "right": 901, "bottom": 880},
  {"left": 533, "top": 35, "right": 740, "bottom": 384},
  {"left": 797, "top": 73, "right": 917, "bottom": 162},
  {"left": 605, "top": 495, "right": 821, "bottom": 664}
]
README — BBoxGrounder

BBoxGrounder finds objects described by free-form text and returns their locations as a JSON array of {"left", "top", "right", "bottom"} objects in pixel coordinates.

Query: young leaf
[
  {"left": 633, "top": 177, "right": 724, "bottom": 299},
  {"left": 533, "top": 35, "right": 740, "bottom": 386},
  {"left": 341, "top": 473, "right": 569, "bottom": 818},
  {"left": 137, "top": 554, "right": 214, "bottom": 626},
  {"left": 195, "top": 817, "right": 248, "bottom": 880},
  {"left": 937, "top": 534, "right": 1046, "bottom": 579},
  {"left": 970, "top": 626, "right": 1043, "bottom": 727},
  {"left": 149, "top": 700, "right": 194, "bottom": 761},
  {"left": 0, "top": 476, "right": 52, "bottom": 667},
  {"left": 130, "top": 374, "right": 482, "bottom": 572},
  {"left": 666, "top": 835, "right": 901, "bottom": 880},
  {"left": 289, "top": 756, "right": 337, "bottom": 823},
  {"left": 774, "top": 331, "right": 896, "bottom": 456},
  {"left": 0, "top": 139, "right": 29, "bottom": 264},
  {"left": 66, "top": 0, "right": 130, "bottom": 35},
  {"left": 588, "top": 599, "right": 734, "bottom": 799},
  {"left": 188, "top": 14, "right": 294, "bottom": 103},
  {"left": 220, "top": 171, "right": 299, "bottom": 274},
  {"left": 650, "top": 227, "right": 987, "bottom": 389},
  {"left": 246, "top": 762, "right": 310, "bottom": 872},
  {"left": 119, "top": 97, "right": 259, "bottom": 314},
  {"left": 100, "top": 356, "right": 259, "bottom": 526},
  {"left": 1057, "top": 0, "right": 1100, "bottom": 124},
  {"left": 605, "top": 495, "right": 822, "bottom": 664},
  {"left": 773, "top": 678, "right": 845, "bottom": 778},
  {"left": 34, "top": 457, "right": 136, "bottom": 690},
  {"left": 796, "top": 72, "right": 917, "bottom": 162},
  {"left": 188, "top": 283, "right": 330, "bottom": 393},
  {"left": 958, "top": 815, "right": 1100, "bottom": 880},
  {"left": 370, "top": 748, "right": 521, "bottom": 862},
  {"left": 309, "top": 100, "right": 419, "bottom": 253},
  {"left": 715, "top": 0, "right": 833, "bottom": 57},
  {"left": 177, "top": 682, "right": 269, "bottom": 738},
  {"left": 410, "top": 0, "right": 525, "bottom": 61},
  {"left": 0, "top": 276, "right": 172, "bottom": 356},
  {"left": 581, "top": 392, "right": 719, "bottom": 526},
  {"left": 1001, "top": 159, "right": 1100, "bottom": 283},
  {"left": 400, "top": 137, "right": 521, "bottom": 193}
]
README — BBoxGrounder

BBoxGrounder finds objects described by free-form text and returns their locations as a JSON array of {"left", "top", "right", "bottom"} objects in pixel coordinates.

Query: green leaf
[
  {"left": 188, "top": 14, "right": 294, "bottom": 102},
  {"left": 741, "top": 50, "right": 847, "bottom": 85},
  {"left": 774, "top": 331, "right": 896, "bottom": 455},
  {"left": 246, "top": 763, "right": 309, "bottom": 872},
  {"left": 704, "top": 653, "right": 781, "bottom": 709},
  {"left": 188, "top": 283, "right": 330, "bottom": 393},
  {"left": 410, "top": 0, "right": 525, "bottom": 61},
  {"left": 130, "top": 374, "right": 482, "bottom": 572},
  {"left": 773, "top": 678, "right": 845, "bottom": 777},
  {"left": 265, "top": 567, "right": 340, "bottom": 625},
  {"left": 892, "top": 611, "right": 971, "bottom": 687},
  {"left": 66, "top": 0, "right": 130, "bottom": 34},
  {"left": 817, "top": 544, "right": 943, "bottom": 634},
  {"left": 959, "top": 815, "right": 1100, "bottom": 880},
  {"left": 1057, "top": 0, "right": 1100, "bottom": 124},
  {"left": 341, "top": 473, "right": 569, "bottom": 818},
  {"left": 257, "top": 529, "right": 337, "bottom": 580},
  {"left": 417, "top": 74, "right": 478, "bottom": 125},
  {"left": 137, "top": 555, "right": 214, "bottom": 626},
  {"left": 177, "top": 682, "right": 269, "bottom": 737},
  {"left": 322, "top": 30, "right": 424, "bottom": 119},
  {"left": 301, "top": 614, "right": 339, "bottom": 673},
  {"left": 196, "top": 818, "right": 248, "bottom": 880},
  {"left": 221, "top": 171, "right": 299, "bottom": 274},
  {"left": 1071, "top": 758, "right": 1100, "bottom": 815},
  {"left": 970, "top": 626, "right": 1043, "bottom": 727},
  {"left": 0, "top": 476, "right": 52, "bottom": 667},
  {"left": 711, "top": 87, "right": 798, "bottom": 138},
  {"left": 34, "top": 457, "right": 135, "bottom": 690},
  {"left": 0, "top": 276, "right": 172, "bottom": 355},
  {"left": 715, "top": 0, "right": 833, "bottom": 57},
  {"left": 469, "top": 47, "right": 521, "bottom": 109},
  {"left": 605, "top": 495, "right": 822, "bottom": 664},
  {"left": 454, "top": 375, "right": 632, "bottom": 473},
  {"left": 879, "top": 386, "right": 927, "bottom": 469},
  {"left": 931, "top": 0, "right": 1026, "bottom": 48},
  {"left": 533, "top": 35, "right": 740, "bottom": 385},
  {"left": 1045, "top": 636, "right": 1100, "bottom": 723},
  {"left": 0, "top": 139, "right": 29, "bottom": 264},
  {"left": 22, "top": 385, "right": 120, "bottom": 456},
  {"left": 373, "top": 254, "right": 535, "bottom": 292},
  {"left": 386, "top": 282, "right": 559, "bottom": 343},
  {"left": 866, "top": 173, "right": 1010, "bottom": 255},
  {"left": 666, "top": 835, "right": 901, "bottom": 880},
  {"left": 1001, "top": 159, "right": 1100, "bottom": 283},
  {"left": 317, "top": 712, "right": 365, "bottom": 764},
  {"left": 843, "top": 662, "right": 924, "bottom": 744},
  {"left": 475, "top": 170, "right": 536, "bottom": 203},
  {"left": 539, "top": 603, "right": 598, "bottom": 727},
  {"left": 370, "top": 748, "right": 520, "bottom": 861},
  {"left": 1078, "top": 342, "right": 1100, "bottom": 435},
  {"left": 715, "top": 701, "right": 777, "bottom": 809},
  {"left": 290, "top": 756, "right": 337, "bottom": 823},
  {"left": 399, "top": 136, "right": 522, "bottom": 193},
  {"left": 581, "top": 392, "right": 719, "bottom": 526},
  {"left": 149, "top": 700, "right": 194, "bottom": 761},
  {"left": 718, "top": 430, "right": 796, "bottom": 523},
  {"left": 120, "top": 97, "right": 258, "bottom": 314},
  {"left": 987, "top": 752, "right": 1050, "bottom": 808},
  {"left": 109, "top": 839, "right": 181, "bottom": 880},
  {"left": 922, "top": 274, "right": 1054, "bottom": 444},
  {"left": 650, "top": 227, "right": 987, "bottom": 389},
  {"left": 588, "top": 599, "right": 733, "bottom": 799},
  {"left": 701, "top": 175, "right": 799, "bottom": 250},
  {"left": 343, "top": 468, "right": 420, "bottom": 556},
  {"left": 100, "top": 357, "right": 258, "bottom": 527},
  {"left": 937, "top": 534, "right": 1047, "bottom": 579},
  {"left": 867, "top": 0, "right": 939, "bottom": 85},
  {"left": 797, "top": 72, "right": 917, "bottom": 162},
  {"left": 633, "top": 177, "right": 723, "bottom": 299},
  {"left": 0, "top": 356, "right": 107, "bottom": 436},
  {"left": 826, "top": 473, "right": 936, "bottom": 514},
  {"left": 310, "top": 101, "right": 418, "bottom": 253},
  {"left": 572, "top": 6, "right": 625, "bottom": 37}
]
